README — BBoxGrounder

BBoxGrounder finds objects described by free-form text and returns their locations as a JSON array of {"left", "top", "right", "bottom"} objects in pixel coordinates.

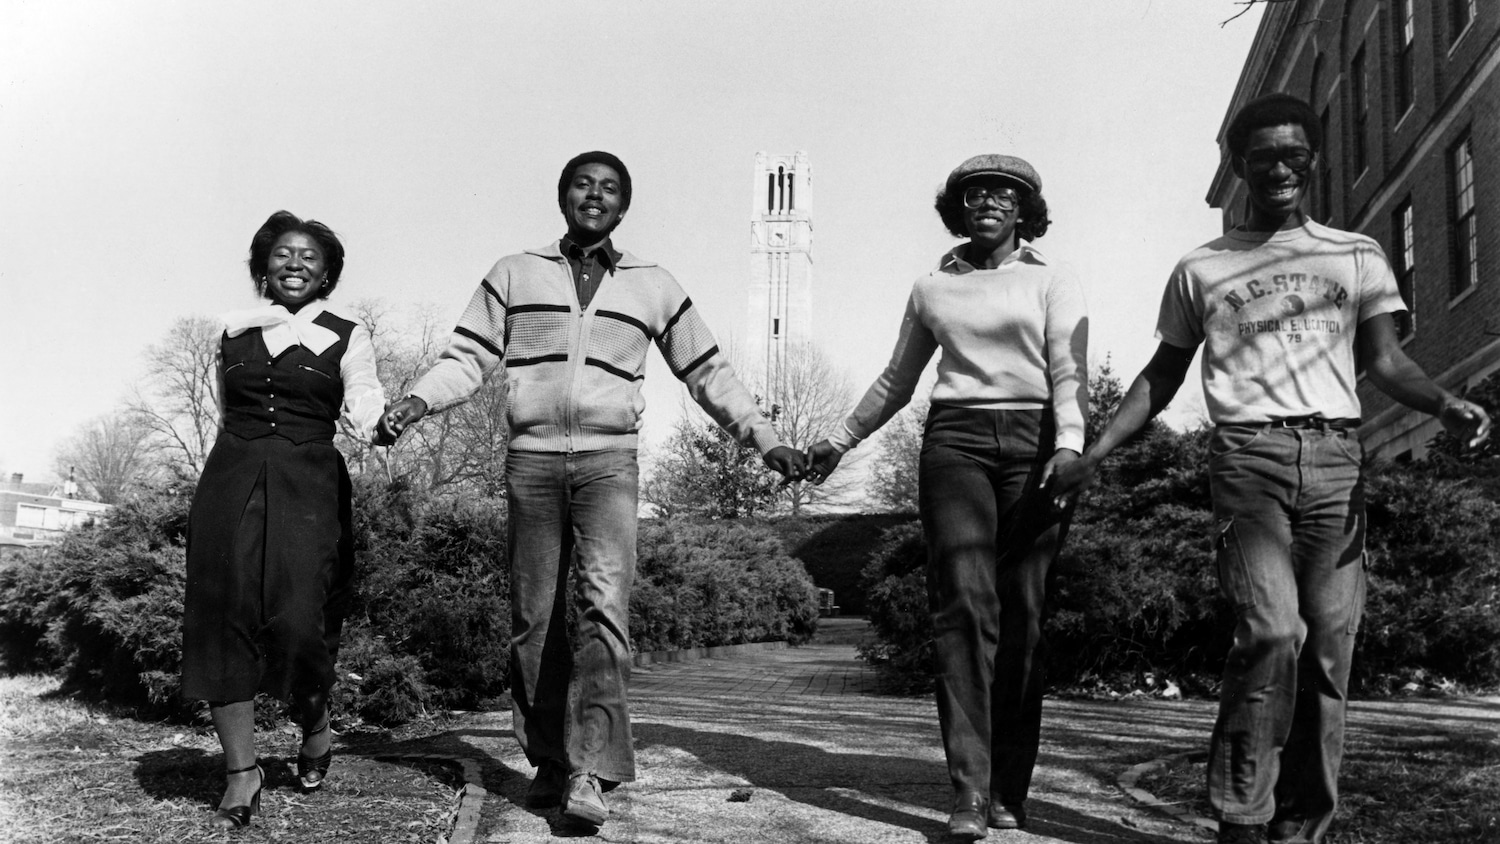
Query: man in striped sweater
[{"left": 377, "top": 151, "right": 804, "bottom": 828}]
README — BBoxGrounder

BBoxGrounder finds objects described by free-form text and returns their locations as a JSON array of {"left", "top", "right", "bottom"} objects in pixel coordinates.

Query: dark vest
[{"left": 219, "top": 311, "right": 355, "bottom": 444}]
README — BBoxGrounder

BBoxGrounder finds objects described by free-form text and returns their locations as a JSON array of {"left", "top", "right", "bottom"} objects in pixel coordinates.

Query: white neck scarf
[{"left": 221, "top": 302, "right": 338, "bottom": 357}]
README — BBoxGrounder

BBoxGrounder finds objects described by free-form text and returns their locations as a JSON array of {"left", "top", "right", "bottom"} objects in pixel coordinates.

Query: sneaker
[
  {"left": 525, "top": 762, "right": 567, "bottom": 808},
  {"left": 1218, "top": 821, "right": 1267, "bottom": 844},
  {"left": 562, "top": 772, "right": 609, "bottom": 827}
]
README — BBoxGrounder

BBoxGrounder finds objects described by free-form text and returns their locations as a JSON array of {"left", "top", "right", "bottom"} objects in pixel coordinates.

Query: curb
[
  {"left": 632, "top": 639, "right": 788, "bottom": 668},
  {"left": 1117, "top": 751, "right": 1218, "bottom": 836},
  {"left": 374, "top": 753, "right": 487, "bottom": 844}
]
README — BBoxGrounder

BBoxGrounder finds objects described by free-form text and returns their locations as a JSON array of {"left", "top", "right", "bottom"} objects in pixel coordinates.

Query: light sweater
[
  {"left": 831, "top": 243, "right": 1089, "bottom": 455},
  {"left": 411, "top": 241, "right": 782, "bottom": 455}
]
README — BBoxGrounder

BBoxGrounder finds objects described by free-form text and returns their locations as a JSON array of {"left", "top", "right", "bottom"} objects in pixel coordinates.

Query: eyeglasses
[
  {"left": 962, "top": 186, "right": 1020, "bottom": 210},
  {"left": 1240, "top": 147, "right": 1313, "bottom": 174}
]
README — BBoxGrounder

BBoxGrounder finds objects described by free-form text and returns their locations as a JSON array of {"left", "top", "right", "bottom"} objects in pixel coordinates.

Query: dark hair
[
  {"left": 557, "top": 151, "right": 633, "bottom": 215},
  {"left": 934, "top": 183, "right": 1051, "bottom": 242},
  {"left": 1226, "top": 93, "right": 1322, "bottom": 157},
  {"left": 247, "top": 211, "right": 346, "bottom": 300}
]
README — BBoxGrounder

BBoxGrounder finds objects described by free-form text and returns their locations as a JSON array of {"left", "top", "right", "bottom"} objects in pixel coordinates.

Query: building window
[
  {"left": 15, "top": 504, "right": 46, "bottom": 529},
  {"left": 1450, "top": 135, "right": 1478, "bottom": 297},
  {"left": 1352, "top": 46, "right": 1368, "bottom": 174},
  {"left": 1451, "top": 0, "right": 1476, "bottom": 44},
  {"left": 1391, "top": 199, "right": 1416, "bottom": 338},
  {"left": 1395, "top": 0, "right": 1415, "bottom": 115}
]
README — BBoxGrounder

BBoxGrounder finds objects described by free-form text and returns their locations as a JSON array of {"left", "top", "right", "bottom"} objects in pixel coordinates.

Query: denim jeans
[
  {"left": 918, "top": 405, "right": 1069, "bottom": 805},
  {"left": 505, "top": 448, "right": 639, "bottom": 783},
  {"left": 1206, "top": 425, "right": 1366, "bottom": 842}
]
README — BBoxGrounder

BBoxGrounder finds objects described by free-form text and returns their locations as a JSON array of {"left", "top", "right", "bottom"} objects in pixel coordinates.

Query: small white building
[{"left": 0, "top": 475, "right": 111, "bottom": 545}]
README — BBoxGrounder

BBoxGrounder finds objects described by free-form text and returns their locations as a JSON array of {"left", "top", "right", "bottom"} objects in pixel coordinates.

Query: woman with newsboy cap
[
  {"left": 809, "top": 155, "right": 1087, "bottom": 839},
  {"left": 180, "top": 211, "right": 385, "bottom": 829}
]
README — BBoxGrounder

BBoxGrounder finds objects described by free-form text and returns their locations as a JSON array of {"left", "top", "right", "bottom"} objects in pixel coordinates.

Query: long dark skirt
[{"left": 180, "top": 432, "right": 354, "bottom": 703}]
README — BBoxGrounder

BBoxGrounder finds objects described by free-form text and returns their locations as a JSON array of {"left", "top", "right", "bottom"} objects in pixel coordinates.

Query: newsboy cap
[{"left": 945, "top": 154, "right": 1041, "bottom": 195}]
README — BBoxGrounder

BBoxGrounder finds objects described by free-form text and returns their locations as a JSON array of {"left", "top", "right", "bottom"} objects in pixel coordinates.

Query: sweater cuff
[
  {"left": 750, "top": 423, "right": 785, "bottom": 456},
  {"left": 1055, "top": 432, "right": 1085, "bottom": 456},
  {"left": 827, "top": 423, "right": 864, "bottom": 454}
]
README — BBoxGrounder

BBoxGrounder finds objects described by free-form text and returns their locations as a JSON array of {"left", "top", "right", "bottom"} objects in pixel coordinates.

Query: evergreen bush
[
  {"left": 1, "top": 479, "right": 823, "bottom": 724},
  {"left": 856, "top": 418, "right": 1500, "bottom": 696},
  {"left": 632, "top": 519, "right": 819, "bottom": 652}
]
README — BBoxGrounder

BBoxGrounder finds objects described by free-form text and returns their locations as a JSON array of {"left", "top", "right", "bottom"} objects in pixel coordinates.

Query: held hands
[
  {"left": 374, "top": 396, "right": 429, "bottom": 446},
  {"left": 806, "top": 440, "right": 843, "bottom": 486},
  {"left": 763, "top": 446, "right": 809, "bottom": 483},
  {"left": 1438, "top": 396, "right": 1493, "bottom": 451},
  {"left": 1042, "top": 449, "right": 1093, "bottom": 510}
]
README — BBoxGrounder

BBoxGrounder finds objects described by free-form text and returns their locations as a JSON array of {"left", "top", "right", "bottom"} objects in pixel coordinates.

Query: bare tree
[
  {"left": 366, "top": 303, "right": 510, "bottom": 498},
  {"left": 761, "top": 342, "right": 861, "bottom": 514},
  {"left": 52, "top": 411, "right": 157, "bottom": 503},
  {"left": 869, "top": 399, "right": 927, "bottom": 514},
  {"left": 129, "top": 315, "right": 222, "bottom": 480}
]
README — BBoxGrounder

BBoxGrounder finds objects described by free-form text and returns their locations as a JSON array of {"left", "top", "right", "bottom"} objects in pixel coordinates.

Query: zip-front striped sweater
[{"left": 411, "top": 241, "right": 782, "bottom": 455}]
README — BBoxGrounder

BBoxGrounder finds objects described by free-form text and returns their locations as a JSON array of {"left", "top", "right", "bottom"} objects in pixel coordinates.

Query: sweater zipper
[{"left": 564, "top": 260, "right": 587, "bottom": 453}]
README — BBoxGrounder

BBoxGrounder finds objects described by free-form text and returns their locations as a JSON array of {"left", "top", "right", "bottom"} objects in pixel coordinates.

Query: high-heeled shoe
[
  {"left": 297, "top": 719, "right": 333, "bottom": 791},
  {"left": 209, "top": 762, "right": 263, "bottom": 829}
]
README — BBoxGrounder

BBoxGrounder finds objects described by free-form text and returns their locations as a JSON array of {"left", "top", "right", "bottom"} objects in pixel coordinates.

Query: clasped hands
[{"left": 374, "top": 397, "right": 815, "bottom": 483}]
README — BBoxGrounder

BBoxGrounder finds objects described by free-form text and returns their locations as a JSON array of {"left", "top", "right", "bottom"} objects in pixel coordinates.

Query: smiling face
[
  {"left": 563, "top": 162, "right": 626, "bottom": 245},
  {"left": 1234, "top": 123, "right": 1316, "bottom": 232},
  {"left": 961, "top": 176, "right": 1022, "bottom": 251},
  {"left": 263, "top": 231, "right": 327, "bottom": 309}
]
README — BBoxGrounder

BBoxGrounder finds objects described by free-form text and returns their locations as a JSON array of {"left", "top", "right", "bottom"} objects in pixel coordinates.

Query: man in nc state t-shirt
[
  {"left": 1156, "top": 220, "right": 1405, "bottom": 423},
  {"left": 1051, "top": 93, "right": 1488, "bottom": 844}
]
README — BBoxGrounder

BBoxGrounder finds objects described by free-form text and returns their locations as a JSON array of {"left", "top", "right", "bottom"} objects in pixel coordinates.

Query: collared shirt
[{"left": 560, "top": 236, "right": 622, "bottom": 310}]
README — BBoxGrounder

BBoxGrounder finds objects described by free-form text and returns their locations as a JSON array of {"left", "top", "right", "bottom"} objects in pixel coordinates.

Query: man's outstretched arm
[
  {"left": 1359, "top": 315, "right": 1491, "bottom": 449},
  {"left": 1049, "top": 341, "right": 1196, "bottom": 500}
]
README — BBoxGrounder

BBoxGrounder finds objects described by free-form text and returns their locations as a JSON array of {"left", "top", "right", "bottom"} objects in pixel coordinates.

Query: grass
[
  {"left": 0, "top": 675, "right": 465, "bottom": 844},
  {"left": 1137, "top": 728, "right": 1500, "bottom": 843}
]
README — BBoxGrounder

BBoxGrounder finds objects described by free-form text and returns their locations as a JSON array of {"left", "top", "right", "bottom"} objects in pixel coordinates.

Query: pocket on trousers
[
  {"left": 1215, "top": 517, "right": 1257, "bottom": 612},
  {"left": 1208, "top": 425, "right": 1267, "bottom": 461},
  {"left": 1346, "top": 552, "right": 1368, "bottom": 635}
]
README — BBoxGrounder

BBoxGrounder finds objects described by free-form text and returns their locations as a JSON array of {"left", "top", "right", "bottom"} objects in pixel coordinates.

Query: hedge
[
  {"left": 858, "top": 424, "right": 1500, "bottom": 696},
  {"left": 0, "top": 478, "right": 821, "bottom": 724}
]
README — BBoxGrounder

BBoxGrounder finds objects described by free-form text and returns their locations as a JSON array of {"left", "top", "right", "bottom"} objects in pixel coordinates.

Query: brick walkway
[{"left": 630, "top": 643, "right": 879, "bottom": 699}]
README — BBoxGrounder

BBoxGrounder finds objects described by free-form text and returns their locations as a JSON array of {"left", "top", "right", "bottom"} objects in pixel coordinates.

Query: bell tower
[{"left": 747, "top": 151, "right": 812, "bottom": 404}]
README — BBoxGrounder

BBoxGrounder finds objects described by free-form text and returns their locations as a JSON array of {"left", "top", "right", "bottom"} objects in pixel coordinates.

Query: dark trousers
[{"left": 918, "top": 405, "right": 1067, "bottom": 805}]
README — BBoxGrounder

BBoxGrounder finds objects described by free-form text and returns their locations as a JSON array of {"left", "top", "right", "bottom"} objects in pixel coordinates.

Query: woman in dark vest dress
[{"left": 181, "top": 211, "right": 385, "bottom": 829}]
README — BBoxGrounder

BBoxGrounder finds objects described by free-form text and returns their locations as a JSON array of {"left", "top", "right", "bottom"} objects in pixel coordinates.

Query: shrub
[
  {"left": 856, "top": 522, "right": 934, "bottom": 693},
  {"left": 632, "top": 519, "right": 819, "bottom": 652},
  {"left": 857, "top": 419, "right": 1500, "bottom": 696},
  {"left": 349, "top": 479, "right": 511, "bottom": 716},
  {"left": 771, "top": 513, "right": 919, "bottom": 616},
  {"left": 1, "top": 477, "right": 825, "bottom": 724},
  {"left": 0, "top": 482, "right": 194, "bottom": 715},
  {"left": 1359, "top": 465, "right": 1500, "bottom": 689}
]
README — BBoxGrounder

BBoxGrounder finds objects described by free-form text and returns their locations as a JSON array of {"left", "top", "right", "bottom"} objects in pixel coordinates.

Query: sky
[{"left": 0, "top": 0, "right": 1265, "bottom": 484}]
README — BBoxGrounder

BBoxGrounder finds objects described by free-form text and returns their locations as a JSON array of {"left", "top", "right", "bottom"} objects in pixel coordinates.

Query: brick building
[{"left": 1209, "top": 0, "right": 1500, "bottom": 458}]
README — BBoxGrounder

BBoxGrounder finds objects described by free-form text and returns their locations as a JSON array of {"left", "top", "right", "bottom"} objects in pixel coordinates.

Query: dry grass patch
[
  {"left": 1137, "top": 726, "right": 1500, "bottom": 843},
  {"left": 0, "top": 675, "right": 466, "bottom": 844}
]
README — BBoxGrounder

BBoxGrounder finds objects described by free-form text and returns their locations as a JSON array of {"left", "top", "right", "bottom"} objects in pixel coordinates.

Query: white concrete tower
[{"left": 747, "top": 151, "right": 813, "bottom": 405}]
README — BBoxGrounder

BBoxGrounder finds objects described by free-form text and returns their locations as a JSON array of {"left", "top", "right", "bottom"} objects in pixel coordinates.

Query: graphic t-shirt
[{"left": 1155, "top": 221, "right": 1405, "bottom": 424}]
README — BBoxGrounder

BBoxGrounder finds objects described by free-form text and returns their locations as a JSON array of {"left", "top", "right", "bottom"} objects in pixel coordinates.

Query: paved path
[{"left": 384, "top": 623, "right": 1500, "bottom": 843}]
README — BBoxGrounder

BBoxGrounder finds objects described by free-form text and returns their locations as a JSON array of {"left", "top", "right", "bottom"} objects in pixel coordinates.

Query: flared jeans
[{"left": 505, "top": 448, "right": 640, "bottom": 784}]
